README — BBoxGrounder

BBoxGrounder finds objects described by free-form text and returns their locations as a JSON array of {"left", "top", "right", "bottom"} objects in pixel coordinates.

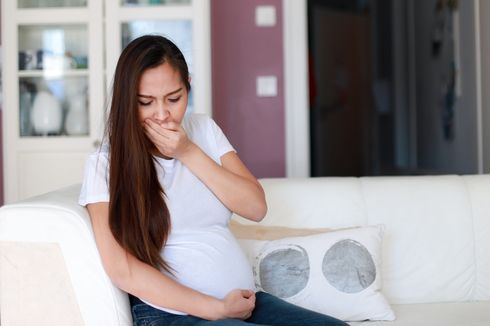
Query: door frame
[{"left": 283, "top": 0, "right": 310, "bottom": 177}]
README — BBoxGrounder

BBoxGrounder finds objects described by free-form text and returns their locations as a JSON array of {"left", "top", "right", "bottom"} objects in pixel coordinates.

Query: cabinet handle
[{"left": 93, "top": 140, "right": 101, "bottom": 148}]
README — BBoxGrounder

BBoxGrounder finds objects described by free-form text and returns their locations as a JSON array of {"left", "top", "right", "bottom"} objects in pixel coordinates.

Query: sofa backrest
[{"left": 234, "top": 175, "right": 490, "bottom": 305}]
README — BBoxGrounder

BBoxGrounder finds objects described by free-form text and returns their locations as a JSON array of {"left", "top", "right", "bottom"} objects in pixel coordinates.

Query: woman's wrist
[
  {"left": 175, "top": 142, "right": 200, "bottom": 163},
  {"left": 198, "top": 296, "right": 226, "bottom": 320}
]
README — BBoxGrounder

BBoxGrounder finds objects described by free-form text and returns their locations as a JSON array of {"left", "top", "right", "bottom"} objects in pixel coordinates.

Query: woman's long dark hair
[{"left": 107, "top": 35, "right": 191, "bottom": 272}]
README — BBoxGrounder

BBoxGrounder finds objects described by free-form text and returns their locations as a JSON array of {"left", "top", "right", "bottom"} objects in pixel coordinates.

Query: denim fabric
[{"left": 129, "top": 292, "right": 349, "bottom": 326}]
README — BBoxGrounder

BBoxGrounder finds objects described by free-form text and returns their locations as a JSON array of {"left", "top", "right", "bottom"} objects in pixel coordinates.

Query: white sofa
[{"left": 1, "top": 175, "right": 490, "bottom": 325}]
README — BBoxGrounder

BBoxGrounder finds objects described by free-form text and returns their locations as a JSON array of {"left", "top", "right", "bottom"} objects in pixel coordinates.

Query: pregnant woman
[{"left": 79, "top": 34, "right": 348, "bottom": 326}]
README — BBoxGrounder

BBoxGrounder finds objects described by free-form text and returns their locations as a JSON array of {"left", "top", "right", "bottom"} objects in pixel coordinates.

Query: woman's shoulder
[
  {"left": 86, "top": 143, "right": 110, "bottom": 166},
  {"left": 184, "top": 113, "right": 213, "bottom": 126},
  {"left": 183, "top": 113, "right": 216, "bottom": 136},
  {"left": 90, "top": 142, "right": 109, "bottom": 156}
]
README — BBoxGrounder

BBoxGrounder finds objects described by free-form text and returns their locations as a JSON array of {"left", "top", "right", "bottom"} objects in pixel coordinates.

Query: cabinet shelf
[
  {"left": 14, "top": 8, "right": 91, "bottom": 24},
  {"left": 15, "top": 137, "right": 96, "bottom": 152},
  {"left": 118, "top": 6, "right": 192, "bottom": 20},
  {"left": 18, "top": 69, "right": 89, "bottom": 78}
]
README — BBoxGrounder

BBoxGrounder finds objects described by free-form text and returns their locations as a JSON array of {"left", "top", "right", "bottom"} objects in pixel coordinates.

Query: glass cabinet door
[
  {"left": 18, "top": 24, "right": 89, "bottom": 137},
  {"left": 2, "top": 0, "right": 104, "bottom": 202},
  {"left": 105, "top": 0, "right": 210, "bottom": 115}
]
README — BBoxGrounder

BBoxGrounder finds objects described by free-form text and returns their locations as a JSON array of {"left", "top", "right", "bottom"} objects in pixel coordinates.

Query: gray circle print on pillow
[
  {"left": 258, "top": 245, "right": 309, "bottom": 298},
  {"left": 322, "top": 239, "right": 376, "bottom": 293}
]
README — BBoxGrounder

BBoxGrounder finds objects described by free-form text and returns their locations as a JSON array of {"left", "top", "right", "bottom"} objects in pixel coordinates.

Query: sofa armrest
[{"left": 0, "top": 185, "right": 131, "bottom": 326}]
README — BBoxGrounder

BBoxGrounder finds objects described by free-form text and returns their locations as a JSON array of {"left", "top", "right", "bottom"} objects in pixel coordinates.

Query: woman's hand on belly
[{"left": 221, "top": 289, "right": 256, "bottom": 320}]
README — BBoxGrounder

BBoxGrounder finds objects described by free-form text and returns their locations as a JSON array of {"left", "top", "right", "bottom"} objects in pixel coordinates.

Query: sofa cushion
[
  {"left": 462, "top": 175, "right": 490, "bottom": 300},
  {"left": 232, "top": 177, "right": 367, "bottom": 229},
  {"left": 238, "top": 225, "right": 395, "bottom": 321},
  {"left": 361, "top": 176, "right": 477, "bottom": 304}
]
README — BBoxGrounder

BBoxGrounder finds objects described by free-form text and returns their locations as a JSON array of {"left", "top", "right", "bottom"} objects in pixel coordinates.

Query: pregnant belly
[{"left": 162, "top": 229, "right": 255, "bottom": 300}]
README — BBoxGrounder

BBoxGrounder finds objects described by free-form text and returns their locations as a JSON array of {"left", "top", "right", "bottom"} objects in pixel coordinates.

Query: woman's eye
[
  {"left": 139, "top": 101, "right": 152, "bottom": 106},
  {"left": 168, "top": 97, "right": 181, "bottom": 103}
]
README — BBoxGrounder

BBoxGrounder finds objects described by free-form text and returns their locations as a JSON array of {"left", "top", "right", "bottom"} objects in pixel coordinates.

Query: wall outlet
[
  {"left": 255, "top": 5, "right": 276, "bottom": 27},
  {"left": 256, "top": 76, "right": 277, "bottom": 97}
]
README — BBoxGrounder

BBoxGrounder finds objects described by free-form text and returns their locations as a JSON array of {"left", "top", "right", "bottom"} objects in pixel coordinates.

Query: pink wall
[{"left": 211, "top": 0, "right": 285, "bottom": 178}]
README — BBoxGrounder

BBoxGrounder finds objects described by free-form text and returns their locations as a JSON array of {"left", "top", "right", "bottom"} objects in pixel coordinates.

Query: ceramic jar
[
  {"left": 30, "top": 91, "right": 62, "bottom": 135},
  {"left": 65, "top": 93, "right": 88, "bottom": 135}
]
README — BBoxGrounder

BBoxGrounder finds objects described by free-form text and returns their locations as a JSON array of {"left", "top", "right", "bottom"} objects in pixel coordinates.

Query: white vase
[
  {"left": 30, "top": 91, "right": 62, "bottom": 135},
  {"left": 65, "top": 94, "right": 88, "bottom": 135}
]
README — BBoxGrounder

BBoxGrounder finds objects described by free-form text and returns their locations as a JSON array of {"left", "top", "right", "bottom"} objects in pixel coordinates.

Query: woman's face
[{"left": 137, "top": 61, "right": 188, "bottom": 125}]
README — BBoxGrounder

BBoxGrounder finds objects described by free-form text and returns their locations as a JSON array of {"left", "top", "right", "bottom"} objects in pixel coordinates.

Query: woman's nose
[{"left": 154, "top": 102, "right": 169, "bottom": 121}]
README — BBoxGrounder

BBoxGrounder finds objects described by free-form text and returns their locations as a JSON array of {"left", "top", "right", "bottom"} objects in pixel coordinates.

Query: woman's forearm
[
  {"left": 115, "top": 254, "right": 225, "bottom": 320},
  {"left": 178, "top": 143, "right": 267, "bottom": 221}
]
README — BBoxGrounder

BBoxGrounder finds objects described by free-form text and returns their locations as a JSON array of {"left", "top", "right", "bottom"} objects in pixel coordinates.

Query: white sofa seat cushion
[{"left": 348, "top": 301, "right": 490, "bottom": 326}]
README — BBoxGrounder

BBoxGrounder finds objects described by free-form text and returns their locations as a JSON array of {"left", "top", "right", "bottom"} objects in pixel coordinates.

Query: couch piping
[
  {"left": 358, "top": 177, "right": 371, "bottom": 226},
  {"left": 461, "top": 176, "right": 479, "bottom": 300}
]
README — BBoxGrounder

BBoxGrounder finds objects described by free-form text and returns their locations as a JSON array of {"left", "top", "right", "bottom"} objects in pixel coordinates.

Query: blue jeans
[{"left": 129, "top": 292, "right": 349, "bottom": 326}]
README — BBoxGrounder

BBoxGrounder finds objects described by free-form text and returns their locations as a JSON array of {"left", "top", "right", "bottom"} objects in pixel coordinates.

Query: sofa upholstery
[{"left": 1, "top": 175, "right": 490, "bottom": 325}]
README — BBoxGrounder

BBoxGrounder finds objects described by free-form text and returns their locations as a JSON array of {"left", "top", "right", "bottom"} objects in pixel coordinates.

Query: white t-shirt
[{"left": 79, "top": 113, "right": 255, "bottom": 314}]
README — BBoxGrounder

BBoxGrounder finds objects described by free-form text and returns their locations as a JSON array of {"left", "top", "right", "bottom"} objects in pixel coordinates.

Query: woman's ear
[{"left": 188, "top": 76, "right": 192, "bottom": 84}]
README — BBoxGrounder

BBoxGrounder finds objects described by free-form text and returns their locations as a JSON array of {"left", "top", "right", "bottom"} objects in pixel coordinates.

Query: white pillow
[{"left": 238, "top": 225, "right": 395, "bottom": 321}]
